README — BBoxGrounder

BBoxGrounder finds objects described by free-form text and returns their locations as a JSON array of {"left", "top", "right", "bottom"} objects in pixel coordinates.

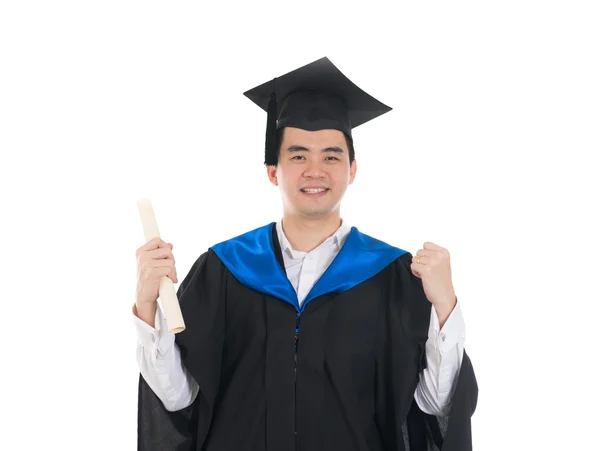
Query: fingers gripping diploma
[{"left": 137, "top": 199, "right": 186, "bottom": 334}]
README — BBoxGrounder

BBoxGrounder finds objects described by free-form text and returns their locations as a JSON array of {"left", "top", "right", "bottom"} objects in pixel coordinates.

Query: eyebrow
[{"left": 286, "top": 145, "right": 345, "bottom": 154}]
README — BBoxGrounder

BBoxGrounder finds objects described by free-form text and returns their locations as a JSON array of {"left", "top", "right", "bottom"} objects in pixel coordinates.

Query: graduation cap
[{"left": 243, "top": 57, "right": 392, "bottom": 166}]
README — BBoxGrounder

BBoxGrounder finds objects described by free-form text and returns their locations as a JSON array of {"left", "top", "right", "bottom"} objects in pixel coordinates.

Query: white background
[{"left": 1, "top": 1, "right": 599, "bottom": 449}]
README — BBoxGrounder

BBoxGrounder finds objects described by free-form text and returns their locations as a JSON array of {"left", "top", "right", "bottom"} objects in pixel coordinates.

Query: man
[{"left": 134, "top": 57, "right": 477, "bottom": 450}]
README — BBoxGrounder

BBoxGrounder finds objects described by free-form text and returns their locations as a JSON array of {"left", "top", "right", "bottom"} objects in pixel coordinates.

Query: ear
[
  {"left": 267, "top": 165, "right": 278, "bottom": 186},
  {"left": 348, "top": 159, "right": 357, "bottom": 185}
]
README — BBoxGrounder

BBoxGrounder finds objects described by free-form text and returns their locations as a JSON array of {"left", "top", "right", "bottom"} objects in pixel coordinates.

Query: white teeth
[{"left": 302, "top": 188, "right": 327, "bottom": 194}]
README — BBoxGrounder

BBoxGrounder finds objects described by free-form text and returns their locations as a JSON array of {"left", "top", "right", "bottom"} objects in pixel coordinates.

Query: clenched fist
[
  {"left": 411, "top": 242, "right": 456, "bottom": 310},
  {"left": 135, "top": 237, "right": 178, "bottom": 311}
]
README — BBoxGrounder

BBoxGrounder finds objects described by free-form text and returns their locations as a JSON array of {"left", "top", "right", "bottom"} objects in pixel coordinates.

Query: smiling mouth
[
  {"left": 300, "top": 188, "right": 329, "bottom": 198},
  {"left": 301, "top": 188, "right": 329, "bottom": 194}
]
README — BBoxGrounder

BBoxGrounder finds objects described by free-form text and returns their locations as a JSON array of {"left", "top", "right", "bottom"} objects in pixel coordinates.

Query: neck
[{"left": 281, "top": 212, "right": 342, "bottom": 253}]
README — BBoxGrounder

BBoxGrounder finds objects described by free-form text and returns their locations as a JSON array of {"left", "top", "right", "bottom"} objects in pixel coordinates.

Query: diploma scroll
[{"left": 137, "top": 198, "right": 186, "bottom": 334}]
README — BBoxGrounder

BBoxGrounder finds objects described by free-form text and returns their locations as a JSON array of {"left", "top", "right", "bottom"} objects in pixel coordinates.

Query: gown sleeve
[
  {"left": 137, "top": 249, "right": 227, "bottom": 451},
  {"left": 376, "top": 252, "right": 478, "bottom": 451}
]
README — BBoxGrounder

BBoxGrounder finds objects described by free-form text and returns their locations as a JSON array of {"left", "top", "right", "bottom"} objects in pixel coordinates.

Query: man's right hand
[{"left": 135, "top": 237, "right": 178, "bottom": 326}]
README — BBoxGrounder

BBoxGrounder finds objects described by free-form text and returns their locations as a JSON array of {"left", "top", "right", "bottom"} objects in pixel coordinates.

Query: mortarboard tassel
[{"left": 264, "top": 79, "right": 278, "bottom": 166}]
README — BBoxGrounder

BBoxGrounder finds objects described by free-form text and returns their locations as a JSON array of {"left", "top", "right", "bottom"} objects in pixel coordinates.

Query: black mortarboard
[{"left": 243, "top": 57, "right": 392, "bottom": 166}]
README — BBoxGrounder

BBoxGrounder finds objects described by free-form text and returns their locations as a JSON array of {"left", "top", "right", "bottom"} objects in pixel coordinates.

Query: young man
[{"left": 134, "top": 57, "right": 477, "bottom": 450}]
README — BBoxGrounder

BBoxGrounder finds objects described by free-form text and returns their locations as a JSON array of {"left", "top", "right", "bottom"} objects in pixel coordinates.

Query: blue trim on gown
[{"left": 211, "top": 223, "right": 407, "bottom": 313}]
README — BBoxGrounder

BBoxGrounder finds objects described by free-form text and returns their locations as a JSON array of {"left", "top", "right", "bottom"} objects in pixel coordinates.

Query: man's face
[{"left": 267, "top": 127, "right": 357, "bottom": 219}]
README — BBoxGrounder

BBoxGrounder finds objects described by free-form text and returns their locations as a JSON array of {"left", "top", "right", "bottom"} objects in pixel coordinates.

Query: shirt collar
[{"left": 276, "top": 219, "right": 352, "bottom": 257}]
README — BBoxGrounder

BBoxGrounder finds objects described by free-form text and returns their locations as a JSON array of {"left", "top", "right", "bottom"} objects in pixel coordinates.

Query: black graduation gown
[{"left": 137, "top": 223, "right": 478, "bottom": 451}]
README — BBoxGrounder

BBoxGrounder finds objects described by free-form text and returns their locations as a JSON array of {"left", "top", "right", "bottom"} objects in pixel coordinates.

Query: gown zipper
[
  {"left": 294, "top": 312, "right": 301, "bottom": 446},
  {"left": 294, "top": 313, "right": 301, "bottom": 378}
]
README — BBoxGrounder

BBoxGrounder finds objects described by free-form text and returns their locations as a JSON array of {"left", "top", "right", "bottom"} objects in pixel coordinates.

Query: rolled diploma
[{"left": 137, "top": 198, "right": 185, "bottom": 334}]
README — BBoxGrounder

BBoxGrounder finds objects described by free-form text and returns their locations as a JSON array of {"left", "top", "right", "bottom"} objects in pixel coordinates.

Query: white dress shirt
[{"left": 134, "top": 219, "right": 466, "bottom": 416}]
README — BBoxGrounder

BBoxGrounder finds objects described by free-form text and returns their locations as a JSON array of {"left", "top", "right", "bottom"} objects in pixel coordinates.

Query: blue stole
[{"left": 211, "top": 223, "right": 407, "bottom": 313}]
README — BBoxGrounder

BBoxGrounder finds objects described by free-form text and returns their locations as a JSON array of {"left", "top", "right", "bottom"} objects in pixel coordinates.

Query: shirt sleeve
[
  {"left": 413, "top": 300, "right": 466, "bottom": 416},
  {"left": 133, "top": 303, "right": 200, "bottom": 412}
]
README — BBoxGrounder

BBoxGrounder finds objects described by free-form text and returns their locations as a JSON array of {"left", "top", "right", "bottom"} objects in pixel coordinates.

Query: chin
[
  {"left": 299, "top": 203, "right": 339, "bottom": 218},
  {"left": 301, "top": 209, "right": 331, "bottom": 218},
  {"left": 284, "top": 193, "right": 342, "bottom": 218}
]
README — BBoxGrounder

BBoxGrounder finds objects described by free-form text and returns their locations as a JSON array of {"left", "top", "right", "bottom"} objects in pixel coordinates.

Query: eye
[
  {"left": 326, "top": 156, "right": 339, "bottom": 161},
  {"left": 292, "top": 155, "right": 306, "bottom": 160}
]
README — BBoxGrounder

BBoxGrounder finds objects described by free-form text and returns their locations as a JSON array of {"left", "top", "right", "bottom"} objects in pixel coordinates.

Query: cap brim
[{"left": 243, "top": 57, "right": 392, "bottom": 129}]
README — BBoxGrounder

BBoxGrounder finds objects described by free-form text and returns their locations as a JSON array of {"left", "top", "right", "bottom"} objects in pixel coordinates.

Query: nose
[{"left": 302, "top": 159, "right": 327, "bottom": 179}]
